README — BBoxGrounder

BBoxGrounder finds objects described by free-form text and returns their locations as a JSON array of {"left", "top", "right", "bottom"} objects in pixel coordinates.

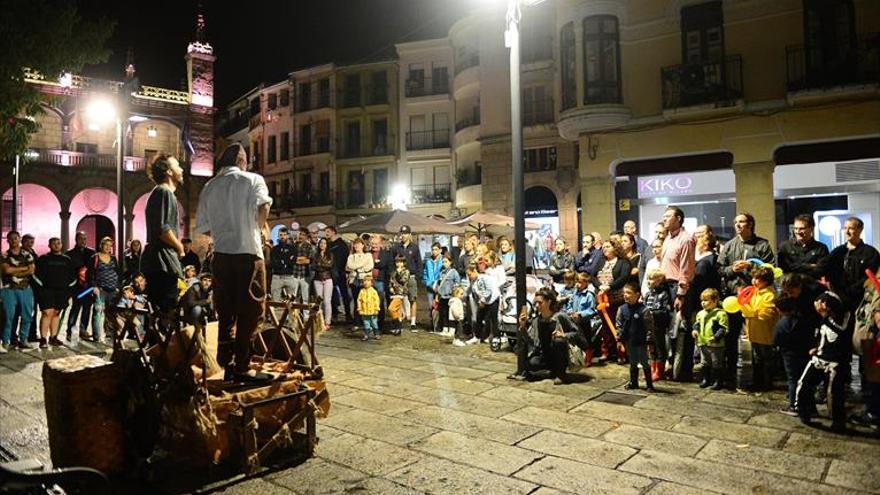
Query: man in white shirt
[{"left": 196, "top": 143, "right": 272, "bottom": 382}]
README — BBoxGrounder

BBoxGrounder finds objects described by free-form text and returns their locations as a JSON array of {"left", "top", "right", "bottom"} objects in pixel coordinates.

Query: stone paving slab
[
  {"left": 571, "top": 399, "right": 683, "bottom": 429},
  {"left": 387, "top": 456, "right": 538, "bottom": 495},
  {"left": 342, "top": 375, "right": 434, "bottom": 399},
  {"left": 671, "top": 416, "right": 788, "bottom": 448},
  {"left": 400, "top": 405, "right": 541, "bottom": 445},
  {"left": 320, "top": 368, "right": 362, "bottom": 384},
  {"left": 479, "top": 385, "right": 593, "bottom": 411},
  {"left": 784, "top": 432, "right": 880, "bottom": 464},
  {"left": 417, "top": 376, "right": 498, "bottom": 395},
  {"left": 696, "top": 439, "right": 828, "bottom": 481},
  {"left": 646, "top": 481, "right": 722, "bottom": 494},
  {"left": 406, "top": 388, "right": 524, "bottom": 418},
  {"left": 748, "top": 412, "right": 880, "bottom": 444},
  {"left": 332, "top": 390, "right": 425, "bottom": 416},
  {"left": 601, "top": 423, "right": 707, "bottom": 457},
  {"left": 619, "top": 449, "right": 843, "bottom": 495},
  {"left": 267, "top": 458, "right": 369, "bottom": 494},
  {"left": 411, "top": 362, "right": 495, "bottom": 380},
  {"left": 698, "top": 390, "right": 783, "bottom": 411},
  {"left": 358, "top": 364, "right": 437, "bottom": 384},
  {"left": 316, "top": 432, "right": 423, "bottom": 476},
  {"left": 513, "top": 455, "right": 653, "bottom": 494},
  {"left": 512, "top": 378, "right": 607, "bottom": 400},
  {"left": 516, "top": 430, "right": 637, "bottom": 469},
  {"left": 365, "top": 354, "right": 437, "bottom": 371},
  {"left": 323, "top": 383, "right": 357, "bottom": 397},
  {"left": 212, "top": 477, "right": 296, "bottom": 494},
  {"left": 501, "top": 405, "right": 616, "bottom": 438},
  {"left": 634, "top": 395, "right": 753, "bottom": 423},
  {"left": 825, "top": 459, "right": 880, "bottom": 493},
  {"left": 320, "top": 409, "right": 437, "bottom": 446},
  {"left": 410, "top": 430, "right": 543, "bottom": 476}
]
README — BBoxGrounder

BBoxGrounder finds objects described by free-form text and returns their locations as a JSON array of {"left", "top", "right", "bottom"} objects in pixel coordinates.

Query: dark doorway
[{"left": 76, "top": 214, "right": 114, "bottom": 250}]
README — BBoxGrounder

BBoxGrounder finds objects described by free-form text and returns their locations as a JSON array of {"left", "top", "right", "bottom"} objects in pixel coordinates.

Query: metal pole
[
  {"left": 116, "top": 116, "right": 124, "bottom": 270},
  {"left": 507, "top": 0, "right": 527, "bottom": 317},
  {"left": 12, "top": 154, "right": 20, "bottom": 234}
]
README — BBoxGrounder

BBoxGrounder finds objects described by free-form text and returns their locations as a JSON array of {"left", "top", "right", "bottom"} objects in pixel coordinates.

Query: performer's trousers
[{"left": 214, "top": 253, "right": 266, "bottom": 373}]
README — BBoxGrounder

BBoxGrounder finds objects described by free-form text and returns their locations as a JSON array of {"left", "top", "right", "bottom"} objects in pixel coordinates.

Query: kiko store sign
[{"left": 637, "top": 170, "right": 734, "bottom": 199}]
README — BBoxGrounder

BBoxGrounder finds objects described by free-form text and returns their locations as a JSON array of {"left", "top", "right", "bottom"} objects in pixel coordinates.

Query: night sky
[{"left": 78, "top": 0, "right": 478, "bottom": 107}]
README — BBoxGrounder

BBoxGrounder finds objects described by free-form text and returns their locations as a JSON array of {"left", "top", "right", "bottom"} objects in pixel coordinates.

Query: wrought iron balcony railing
[
  {"left": 406, "top": 129, "right": 450, "bottom": 150},
  {"left": 786, "top": 36, "right": 880, "bottom": 92},
  {"left": 661, "top": 55, "right": 743, "bottom": 110},
  {"left": 411, "top": 183, "right": 451, "bottom": 204},
  {"left": 405, "top": 77, "right": 450, "bottom": 97}
]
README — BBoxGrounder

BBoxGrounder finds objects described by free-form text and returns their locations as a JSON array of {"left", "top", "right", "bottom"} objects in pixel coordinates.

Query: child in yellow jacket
[
  {"left": 740, "top": 266, "right": 779, "bottom": 391},
  {"left": 358, "top": 275, "right": 381, "bottom": 341}
]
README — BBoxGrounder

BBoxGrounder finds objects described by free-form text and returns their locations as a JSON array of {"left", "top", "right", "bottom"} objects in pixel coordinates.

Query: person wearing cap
[{"left": 394, "top": 225, "right": 422, "bottom": 330}]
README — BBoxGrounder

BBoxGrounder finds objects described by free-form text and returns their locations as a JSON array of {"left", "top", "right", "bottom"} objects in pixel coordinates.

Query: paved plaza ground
[{"left": 1, "top": 327, "right": 879, "bottom": 494}]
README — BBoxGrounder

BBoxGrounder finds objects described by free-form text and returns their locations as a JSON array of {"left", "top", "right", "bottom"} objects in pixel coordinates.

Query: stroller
[{"left": 493, "top": 274, "right": 544, "bottom": 352}]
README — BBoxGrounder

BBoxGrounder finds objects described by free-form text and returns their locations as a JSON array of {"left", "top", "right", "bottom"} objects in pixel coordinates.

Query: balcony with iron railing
[
  {"left": 337, "top": 85, "right": 390, "bottom": 108},
  {"left": 405, "top": 77, "right": 450, "bottom": 97},
  {"left": 455, "top": 108, "right": 481, "bottom": 132},
  {"left": 411, "top": 183, "right": 452, "bottom": 204},
  {"left": 454, "top": 53, "right": 480, "bottom": 75},
  {"left": 523, "top": 97, "right": 555, "bottom": 126},
  {"left": 786, "top": 35, "right": 880, "bottom": 92},
  {"left": 336, "top": 188, "right": 390, "bottom": 210},
  {"left": 294, "top": 136, "right": 332, "bottom": 157},
  {"left": 27, "top": 148, "right": 147, "bottom": 172},
  {"left": 661, "top": 55, "right": 743, "bottom": 110},
  {"left": 336, "top": 135, "right": 394, "bottom": 159},
  {"left": 406, "top": 129, "right": 450, "bottom": 150},
  {"left": 295, "top": 92, "right": 332, "bottom": 112},
  {"left": 273, "top": 191, "right": 335, "bottom": 211}
]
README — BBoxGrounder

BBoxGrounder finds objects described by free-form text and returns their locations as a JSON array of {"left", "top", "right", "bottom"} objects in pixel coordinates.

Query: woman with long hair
[
  {"left": 620, "top": 233, "right": 641, "bottom": 285},
  {"left": 345, "top": 237, "right": 374, "bottom": 329},
  {"left": 89, "top": 236, "right": 119, "bottom": 342},
  {"left": 312, "top": 237, "right": 335, "bottom": 330},
  {"left": 594, "top": 239, "right": 631, "bottom": 363},
  {"left": 497, "top": 236, "right": 515, "bottom": 276}
]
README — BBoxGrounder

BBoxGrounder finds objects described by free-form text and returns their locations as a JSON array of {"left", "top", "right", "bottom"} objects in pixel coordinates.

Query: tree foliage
[{"left": 0, "top": 0, "right": 115, "bottom": 159}]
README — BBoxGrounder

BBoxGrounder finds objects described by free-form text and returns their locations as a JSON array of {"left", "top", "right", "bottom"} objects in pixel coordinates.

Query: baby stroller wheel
[{"left": 490, "top": 337, "right": 503, "bottom": 352}]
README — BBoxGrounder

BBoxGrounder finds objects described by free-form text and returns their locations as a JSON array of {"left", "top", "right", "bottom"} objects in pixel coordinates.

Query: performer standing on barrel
[{"left": 196, "top": 143, "right": 273, "bottom": 382}]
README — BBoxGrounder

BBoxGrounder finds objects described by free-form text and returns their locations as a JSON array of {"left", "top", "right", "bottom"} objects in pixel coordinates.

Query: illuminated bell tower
[{"left": 185, "top": 10, "right": 216, "bottom": 176}]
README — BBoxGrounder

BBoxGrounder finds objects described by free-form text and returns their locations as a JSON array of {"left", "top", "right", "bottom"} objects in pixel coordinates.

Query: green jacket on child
[{"left": 693, "top": 307, "right": 728, "bottom": 348}]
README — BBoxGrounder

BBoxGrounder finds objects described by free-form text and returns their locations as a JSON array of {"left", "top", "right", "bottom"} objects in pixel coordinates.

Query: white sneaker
[
  {"left": 411, "top": 327, "right": 420, "bottom": 333},
  {"left": 452, "top": 339, "right": 466, "bottom": 347},
  {"left": 465, "top": 337, "right": 480, "bottom": 345},
  {"left": 0, "top": 343, "right": 8, "bottom": 354}
]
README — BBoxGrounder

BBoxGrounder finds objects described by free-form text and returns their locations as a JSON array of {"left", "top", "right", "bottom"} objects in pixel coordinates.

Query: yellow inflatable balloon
[
  {"left": 722, "top": 296, "right": 741, "bottom": 313},
  {"left": 770, "top": 265, "right": 784, "bottom": 279}
]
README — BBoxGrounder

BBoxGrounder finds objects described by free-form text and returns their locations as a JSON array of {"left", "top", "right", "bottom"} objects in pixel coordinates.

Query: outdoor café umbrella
[
  {"left": 448, "top": 210, "right": 541, "bottom": 232},
  {"left": 337, "top": 210, "right": 461, "bottom": 235}
]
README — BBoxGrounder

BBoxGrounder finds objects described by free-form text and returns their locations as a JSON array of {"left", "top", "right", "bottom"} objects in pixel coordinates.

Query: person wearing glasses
[{"left": 778, "top": 214, "right": 829, "bottom": 279}]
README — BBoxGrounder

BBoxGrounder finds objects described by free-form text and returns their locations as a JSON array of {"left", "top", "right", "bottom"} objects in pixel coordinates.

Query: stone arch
[
  {"left": 75, "top": 214, "right": 115, "bottom": 250},
  {"left": 1, "top": 184, "right": 62, "bottom": 255},
  {"left": 69, "top": 188, "right": 119, "bottom": 247}
]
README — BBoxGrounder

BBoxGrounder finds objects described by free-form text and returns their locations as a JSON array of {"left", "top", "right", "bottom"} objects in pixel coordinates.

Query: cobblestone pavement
[{"left": 2, "top": 328, "right": 879, "bottom": 494}]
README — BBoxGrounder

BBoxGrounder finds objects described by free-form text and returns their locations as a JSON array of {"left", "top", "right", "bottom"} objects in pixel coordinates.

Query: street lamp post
[
  {"left": 11, "top": 154, "right": 19, "bottom": 234},
  {"left": 506, "top": 0, "right": 527, "bottom": 319}
]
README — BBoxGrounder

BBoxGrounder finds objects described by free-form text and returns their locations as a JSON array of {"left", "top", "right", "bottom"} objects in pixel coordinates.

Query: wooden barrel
[{"left": 42, "top": 355, "right": 125, "bottom": 475}]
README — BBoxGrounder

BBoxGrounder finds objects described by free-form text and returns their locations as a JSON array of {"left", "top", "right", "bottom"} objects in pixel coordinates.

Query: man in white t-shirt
[{"left": 196, "top": 143, "right": 272, "bottom": 382}]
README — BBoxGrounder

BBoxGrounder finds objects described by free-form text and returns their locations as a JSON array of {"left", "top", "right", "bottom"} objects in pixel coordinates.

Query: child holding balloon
[{"left": 739, "top": 266, "right": 779, "bottom": 391}]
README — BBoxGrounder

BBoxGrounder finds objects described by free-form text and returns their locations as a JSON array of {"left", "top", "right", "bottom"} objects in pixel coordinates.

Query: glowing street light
[
  {"left": 85, "top": 96, "right": 125, "bottom": 265},
  {"left": 85, "top": 98, "right": 117, "bottom": 129}
]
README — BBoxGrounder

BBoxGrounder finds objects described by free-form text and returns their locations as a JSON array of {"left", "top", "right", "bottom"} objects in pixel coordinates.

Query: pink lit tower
[{"left": 185, "top": 9, "right": 215, "bottom": 176}]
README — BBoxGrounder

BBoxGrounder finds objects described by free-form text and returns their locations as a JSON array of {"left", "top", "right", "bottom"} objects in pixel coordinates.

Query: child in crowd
[
  {"left": 435, "top": 254, "right": 461, "bottom": 337},
  {"left": 388, "top": 255, "right": 410, "bottom": 336},
  {"left": 773, "top": 296, "right": 814, "bottom": 414},
  {"left": 691, "top": 288, "right": 727, "bottom": 389},
  {"left": 558, "top": 271, "right": 577, "bottom": 308},
  {"left": 740, "top": 266, "right": 779, "bottom": 391},
  {"left": 643, "top": 269, "right": 673, "bottom": 381},
  {"left": 563, "top": 272, "right": 597, "bottom": 365},
  {"left": 795, "top": 291, "right": 851, "bottom": 433},
  {"left": 467, "top": 266, "right": 500, "bottom": 344},
  {"left": 357, "top": 275, "right": 380, "bottom": 341},
  {"left": 449, "top": 285, "right": 467, "bottom": 347},
  {"left": 183, "top": 265, "right": 199, "bottom": 288},
  {"left": 108, "top": 285, "right": 148, "bottom": 342},
  {"left": 616, "top": 283, "right": 655, "bottom": 392}
]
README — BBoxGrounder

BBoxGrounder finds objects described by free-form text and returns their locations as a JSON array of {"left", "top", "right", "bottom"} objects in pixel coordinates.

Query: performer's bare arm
[
  {"left": 257, "top": 202, "right": 271, "bottom": 240},
  {"left": 161, "top": 228, "right": 185, "bottom": 257}
]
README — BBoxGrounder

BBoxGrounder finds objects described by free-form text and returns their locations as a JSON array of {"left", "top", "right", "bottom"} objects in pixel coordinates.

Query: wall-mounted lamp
[{"left": 147, "top": 125, "right": 158, "bottom": 138}]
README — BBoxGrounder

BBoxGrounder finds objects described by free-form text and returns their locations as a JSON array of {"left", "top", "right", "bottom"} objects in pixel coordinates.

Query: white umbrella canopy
[
  {"left": 448, "top": 210, "right": 541, "bottom": 231},
  {"left": 337, "top": 210, "right": 461, "bottom": 235}
]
